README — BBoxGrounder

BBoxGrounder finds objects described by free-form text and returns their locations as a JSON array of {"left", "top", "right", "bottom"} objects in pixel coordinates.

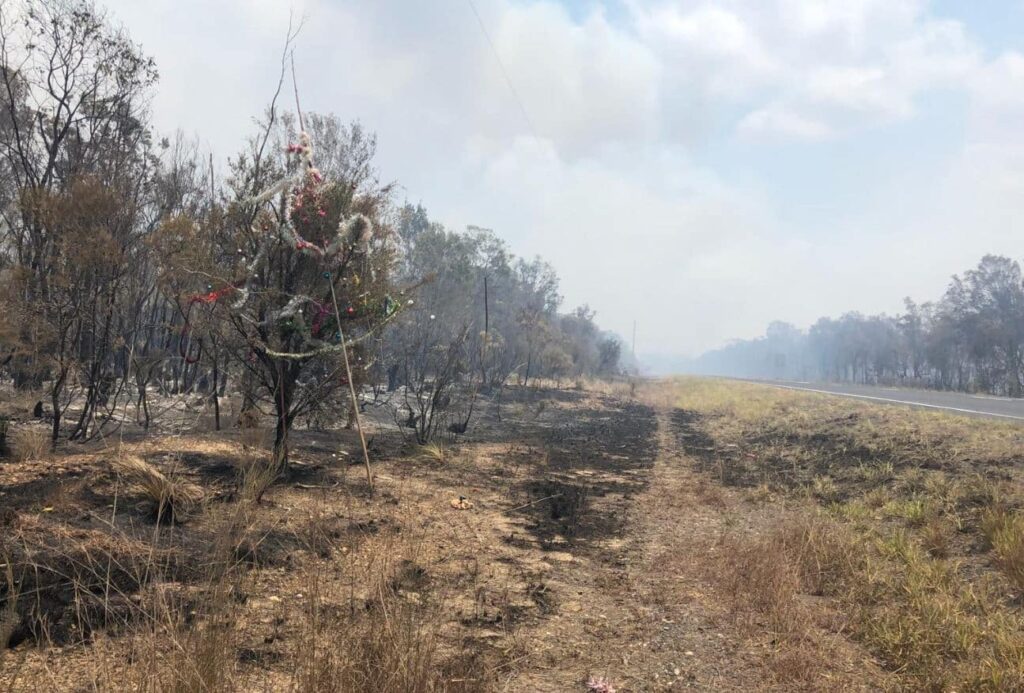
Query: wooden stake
[{"left": 328, "top": 278, "right": 373, "bottom": 492}]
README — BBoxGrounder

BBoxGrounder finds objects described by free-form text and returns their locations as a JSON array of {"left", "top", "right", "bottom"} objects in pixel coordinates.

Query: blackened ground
[
  {"left": 509, "top": 395, "right": 658, "bottom": 548},
  {"left": 1, "top": 386, "right": 657, "bottom": 653},
  {"left": 671, "top": 408, "right": 890, "bottom": 492},
  {"left": 669, "top": 409, "right": 718, "bottom": 469}
]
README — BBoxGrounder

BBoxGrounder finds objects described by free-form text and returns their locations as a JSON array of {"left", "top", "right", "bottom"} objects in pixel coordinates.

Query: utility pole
[
  {"left": 480, "top": 275, "right": 490, "bottom": 387},
  {"left": 632, "top": 321, "right": 637, "bottom": 376}
]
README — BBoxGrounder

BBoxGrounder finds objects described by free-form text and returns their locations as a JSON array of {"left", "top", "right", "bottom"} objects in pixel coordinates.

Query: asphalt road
[{"left": 743, "top": 379, "right": 1024, "bottom": 422}]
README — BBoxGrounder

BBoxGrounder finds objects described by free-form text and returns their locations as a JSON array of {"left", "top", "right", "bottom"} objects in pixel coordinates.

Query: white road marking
[
  {"left": 764, "top": 384, "right": 1024, "bottom": 422},
  {"left": 967, "top": 393, "right": 1017, "bottom": 402}
]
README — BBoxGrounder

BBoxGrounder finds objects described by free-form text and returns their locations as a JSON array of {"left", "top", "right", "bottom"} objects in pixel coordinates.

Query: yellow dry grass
[
  {"left": 8, "top": 425, "right": 49, "bottom": 462},
  {"left": 418, "top": 442, "right": 448, "bottom": 464},
  {"left": 665, "top": 376, "right": 1024, "bottom": 457},
  {"left": 112, "top": 454, "right": 203, "bottom": 520},
  {"left": 648, "top": 376, "right": 1024, "bottom": 690}
]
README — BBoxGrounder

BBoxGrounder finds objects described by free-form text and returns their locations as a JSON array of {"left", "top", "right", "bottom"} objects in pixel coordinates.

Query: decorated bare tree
[{"left": 163, "top": 106, "right": 403, "bottom": 485}]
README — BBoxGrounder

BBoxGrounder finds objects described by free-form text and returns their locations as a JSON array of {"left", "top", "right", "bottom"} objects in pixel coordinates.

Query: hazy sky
[{"left": 102, "top": 0, "right": 1024, "bottom": 358}]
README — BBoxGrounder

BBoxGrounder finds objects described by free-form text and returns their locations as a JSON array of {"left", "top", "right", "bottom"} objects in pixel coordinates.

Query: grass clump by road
[
  {"left": 982, "top": 506, "right": 1024, "bottom": 591},
  {"left": 666, "top": 377, "right": 1024, "bottom": 690}
]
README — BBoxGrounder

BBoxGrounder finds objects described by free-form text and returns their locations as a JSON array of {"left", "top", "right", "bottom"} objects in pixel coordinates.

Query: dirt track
[
  {"left": 504, "top": 386, "right": 886, "bottom": 691},
  {"left": 504, "top": 402, "right": 774, "bottom": 691}
]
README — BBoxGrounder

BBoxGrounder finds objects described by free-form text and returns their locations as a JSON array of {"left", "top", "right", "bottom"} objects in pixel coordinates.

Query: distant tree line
[
  {"left": 0, "top": 0, "right": 625, "bottom": 464},
  {"left": 688, "top": 254, "right": 1024, "bottom": 397}
]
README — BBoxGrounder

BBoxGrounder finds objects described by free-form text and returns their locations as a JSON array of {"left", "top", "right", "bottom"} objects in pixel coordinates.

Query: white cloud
[
  {"left": 775, "top": 0, "right": 926, "bottom": 47},
  {"left": 630, "top": 0, "right": 979, "bottom": 140},
  {"left": 648, "top": 5, "right": 762, "bottom": 63},
  {"left": 936, "top": 50, "right": 1024, "bottom": 251},
  {"left": 804, "top": 65, "right": 907, "bottom": 116},
  {"left": 886, "top": 19, "right": 979, "bottom": 87},
  {"left": 487, "top": 4, "right": 661, "bottom": 155},
  {"left": 737, "top": 105, "right": 833, "bottom": 141}
]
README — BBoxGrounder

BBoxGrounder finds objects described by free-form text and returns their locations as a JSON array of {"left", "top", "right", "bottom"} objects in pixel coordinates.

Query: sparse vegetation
[{"left": 666, "top": 377, "right": 1024, "bottom": 690}]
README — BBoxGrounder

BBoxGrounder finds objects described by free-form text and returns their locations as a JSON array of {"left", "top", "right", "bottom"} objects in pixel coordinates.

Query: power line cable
[{"left": 465, "top": 0, "right": 540, "bottom": 140}]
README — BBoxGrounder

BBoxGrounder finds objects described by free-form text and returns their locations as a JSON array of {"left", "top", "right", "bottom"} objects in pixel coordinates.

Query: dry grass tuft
[
  {"left": 8, "top": 425, "right": 49, "bottom": 461},
  {"left": 717, "top": 517, "right": 860, "bottom": 684},
  {"left": 290, "top": 590, "right": 484, "bottom": 692},
  {"left": 727, "top": 512, "right": 1024, "bottom": 689},
  {"left": 921, "top": 516, "right": 952, "bottom": 558},
  {"left": 982, "top": 506, "right": 1024, "bottom": 591},
  {"left": 721, "top": 532, "right": 806, "bottom": 637},
  {"left": 237, "top": 457, "right": 282, "bottom": 505},
  {"left": 107, "top": 524, "right": 491, "bottom": 692},
  {"left": 810, "top": 475, "right": 839, "bottom": 503},
  {"left": 418, "top": 442, "right": 448, "bottom": 464},
  {"left": 0, "top": 561, "right": 17, "bottom": 651},
  {"left": 132, "top": 615, "right": 238, "bottom": 693},
  {"left": 112, "top": 455, "right": 202, "bottom": 521},
  {"left": 238, "top": 425, "right": 271, "bottom": 452}
]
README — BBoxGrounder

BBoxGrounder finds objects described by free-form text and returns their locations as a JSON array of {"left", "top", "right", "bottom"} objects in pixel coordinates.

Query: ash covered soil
[{"left": 1, "top": 383, "right": 885, "bottom": 691}]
